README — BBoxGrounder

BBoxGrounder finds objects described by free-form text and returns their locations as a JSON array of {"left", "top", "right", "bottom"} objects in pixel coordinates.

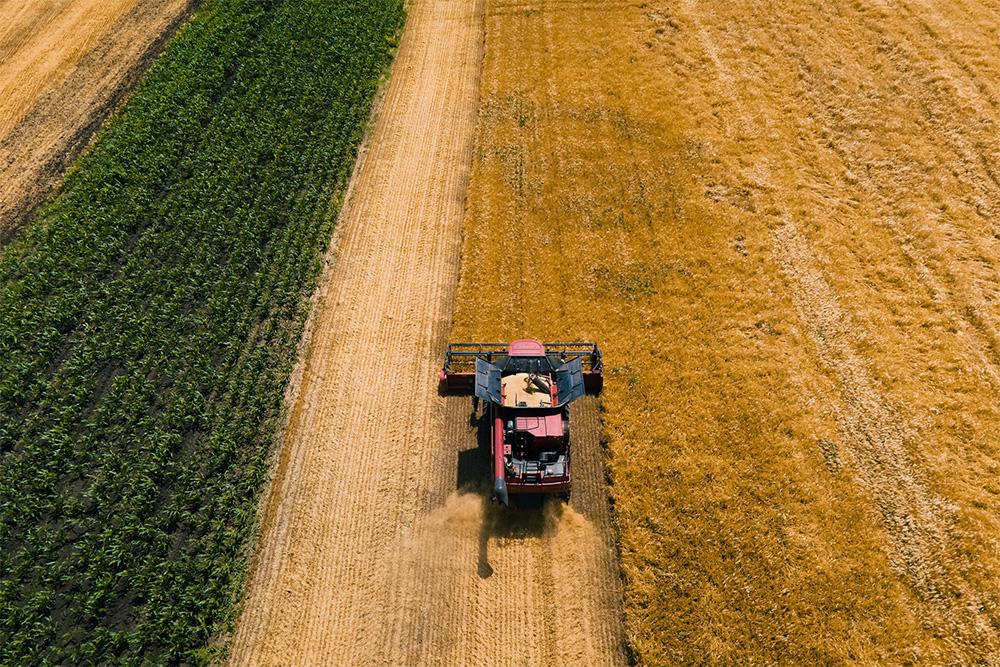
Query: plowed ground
[
  {"left": 229, "top": 0, "right": 626, "bottom": 663},
  {"left": 0, "top": 0, "right": 198, "bottom": 240}
]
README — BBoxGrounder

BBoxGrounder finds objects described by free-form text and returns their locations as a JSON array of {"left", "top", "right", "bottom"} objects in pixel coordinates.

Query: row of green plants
[{"left": 0, "top": 0, "right": 404, "bottom": 662}]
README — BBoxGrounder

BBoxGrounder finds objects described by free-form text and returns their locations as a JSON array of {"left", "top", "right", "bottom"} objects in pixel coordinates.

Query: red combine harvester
[{"left": 440, "top": 339, "right": 603, "bottom": 505}]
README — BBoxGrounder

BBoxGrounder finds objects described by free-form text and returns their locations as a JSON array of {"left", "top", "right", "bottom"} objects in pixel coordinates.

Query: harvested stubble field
[
  {"left": 452, "top": 0, "right": 1000, "bottom": 663},
  {"left": 0, "top": 0, "right": 199, "bottom": 241},
  {"left": 228, "top": 0, "right": 625, "bottom": 663},
  {"left": 4, "top": 0, "right": 1000, "bottom": 664},
  {"left": 0, "top": 0, "right": 147, "bottom": 137}
]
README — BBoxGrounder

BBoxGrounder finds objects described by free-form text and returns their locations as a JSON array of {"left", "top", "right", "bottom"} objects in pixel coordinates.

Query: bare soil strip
[
  {"left": 0, "top": 0, "right": 199, "bottom": 241},
  {"left": 228, "top": 0, "right": 626, "bottom": 663}
]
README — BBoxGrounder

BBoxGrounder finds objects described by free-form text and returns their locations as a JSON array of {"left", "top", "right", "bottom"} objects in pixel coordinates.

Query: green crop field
[{"left": 0, "top": 0, "right": 403, "bottom": 662}]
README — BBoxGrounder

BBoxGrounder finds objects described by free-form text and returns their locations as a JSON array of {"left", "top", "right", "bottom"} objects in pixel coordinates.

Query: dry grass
[{"left": 451, "top": 0, "right": 1000, "bottom": 663}]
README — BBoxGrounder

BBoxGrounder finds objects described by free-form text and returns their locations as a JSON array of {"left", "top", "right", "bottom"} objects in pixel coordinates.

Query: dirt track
[
  {"left": 0, "top": 0, "right": 198, "bottom": 240},
  {"left": 228, "top": 0, "right": 626, "bottom": 664}
]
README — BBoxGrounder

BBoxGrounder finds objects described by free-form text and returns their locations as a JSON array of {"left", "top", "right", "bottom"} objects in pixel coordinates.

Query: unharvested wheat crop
[{"left": 452, "top": 0, "right": 1000, "bottom": 663}]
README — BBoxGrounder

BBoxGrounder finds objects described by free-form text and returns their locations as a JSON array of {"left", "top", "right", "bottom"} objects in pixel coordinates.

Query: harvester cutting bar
[{"left": 440, "top": 341, "right": 603, "bottom": 394}]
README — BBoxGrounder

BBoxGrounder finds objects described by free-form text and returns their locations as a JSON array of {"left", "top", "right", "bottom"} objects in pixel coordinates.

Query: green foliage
[{"left": 0, "top": 0, "right": 404, "bottom": 662}]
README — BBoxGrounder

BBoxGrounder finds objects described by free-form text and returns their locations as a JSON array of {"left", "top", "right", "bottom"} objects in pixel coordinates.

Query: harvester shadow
[
  {"left": 454, "top": 402, "right": 549, "bottom": 580},
  {"left": 475, "top": 501, "right": 550, "bottom": 579},
  {"left": 455, "top": 400, "right": 491, "bottom": 494}
]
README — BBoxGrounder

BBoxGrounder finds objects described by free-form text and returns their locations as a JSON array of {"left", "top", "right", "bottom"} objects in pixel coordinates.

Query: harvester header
[
  {"left": 440, "top": 340, "right": 603, "bottom": 395},
  {"left": 439, "top": 339, "right": 603, "bottom": 505}
]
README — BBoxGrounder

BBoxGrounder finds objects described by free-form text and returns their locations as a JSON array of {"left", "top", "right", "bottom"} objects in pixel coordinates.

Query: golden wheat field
[{"left": 450, "top": 0, "right": 1000, "bottom": 663}]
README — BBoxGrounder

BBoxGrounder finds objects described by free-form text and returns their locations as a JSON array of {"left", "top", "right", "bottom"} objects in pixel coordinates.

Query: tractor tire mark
[
  {"left": 774, "top": 219, "right": 998, "bottom": 662},
  {"left": 836, "top": 0, "right": 1000, "bottom": 220},
  {"left": 895, "top": 0, "right": 1000, "bottom": 112},
  {"left": 771, "top": 0, "right": 1000, "bottom": 390},
  {"left": 681, "top": 1, "right": 1000, "bottom": 659}
]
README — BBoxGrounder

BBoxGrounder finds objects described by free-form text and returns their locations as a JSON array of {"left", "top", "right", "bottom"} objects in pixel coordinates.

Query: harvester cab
[{"left": 440, "top": 339, "right": 602, "bottom": 505}]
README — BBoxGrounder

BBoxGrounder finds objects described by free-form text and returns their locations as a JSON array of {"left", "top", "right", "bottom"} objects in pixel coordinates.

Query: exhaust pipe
[{"left": 494, "top": 477, "right": 509, "bottom": 506}]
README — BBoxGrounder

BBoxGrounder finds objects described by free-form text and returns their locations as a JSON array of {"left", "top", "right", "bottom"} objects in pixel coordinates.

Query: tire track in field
[
  {"left": 769, "top": 0, "right": 1000, "bottom": 392},
  {"left": 773, "top": 220, "right": 998, "bottom": 661},
  {"left": 777, "top": 19, "right": 1000, "bottom": 392},
  {"left": 0, "top": 0, "right": 199, "bottom": 242},
  {"left": 896, "top": 0, "right": 1000, "bottom": 113},
  {"left": 228, "top": 0, "right": 627, "bottom": 663},
  {"left": 682, "top": 1, "right": 1000, "bottom": 659},
  {"left": 754, "top": 0, "right": 1000, "bottom": 390}
]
